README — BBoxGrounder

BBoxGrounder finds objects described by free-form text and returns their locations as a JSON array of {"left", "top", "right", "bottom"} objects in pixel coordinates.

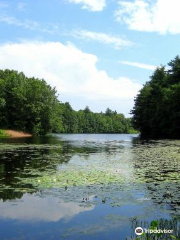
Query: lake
[{"left": 0, "top": 134, "right": 180, "bottom": 240}]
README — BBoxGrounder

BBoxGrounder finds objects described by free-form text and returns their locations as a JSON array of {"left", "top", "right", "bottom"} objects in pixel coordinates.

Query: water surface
[{"left": 0, "top": 134, "right": 180, "bottom": 240}]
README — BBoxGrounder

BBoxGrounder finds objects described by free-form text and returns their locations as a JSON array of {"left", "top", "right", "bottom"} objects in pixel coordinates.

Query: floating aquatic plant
[
  {"left": 21, "top": 169, "right": 126, "bottom": 189},
  {"left": 1, "top": 139, "right": 180, "bottom": 214}
]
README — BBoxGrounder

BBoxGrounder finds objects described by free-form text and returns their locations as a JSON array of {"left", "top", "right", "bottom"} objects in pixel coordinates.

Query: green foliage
[
  {"left": 0, "top": 69, "right": 136, "bottom": 135},
  {"left": 171, "top": 235, "right": 179, "bottom": 239},
  {"left": 58, "top": 105, "right": 134, "bottom": 133},
  {"left": 132, "top": 56, "right": 180, "bottom": 139},
  {"left": 0, "top": 69, "right": 62, "bottom": 135},
  {"left": 0, "top": 129, "right": 8, "bottom": 138}
]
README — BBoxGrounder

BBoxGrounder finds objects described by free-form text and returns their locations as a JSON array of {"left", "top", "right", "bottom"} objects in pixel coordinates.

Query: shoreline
[{"left": 4, "top": 130, "right": 32, "bottom": 138}]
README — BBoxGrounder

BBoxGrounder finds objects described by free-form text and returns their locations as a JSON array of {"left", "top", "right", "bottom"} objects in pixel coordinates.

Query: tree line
[
  {"left": 0, "top": 69, "right": 135, "bottom": 135},
  {"left": 131, "top": 56, "right": 180, "bottom": 139}
]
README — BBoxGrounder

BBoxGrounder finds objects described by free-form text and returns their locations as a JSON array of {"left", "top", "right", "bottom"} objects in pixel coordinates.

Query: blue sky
[{"left": 0, "top": 0, "right": 180, "bottom": 116}]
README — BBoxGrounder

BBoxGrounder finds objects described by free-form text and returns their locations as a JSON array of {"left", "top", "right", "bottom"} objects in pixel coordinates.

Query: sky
[{"left": 0, "top": 0, "right": 180, "bottom": 116}]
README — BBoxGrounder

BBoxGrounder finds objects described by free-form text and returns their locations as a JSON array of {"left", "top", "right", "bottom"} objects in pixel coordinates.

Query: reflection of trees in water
[
  {"left": 0, "top": 139, "right": 114, "bottom": 201},
  {"left": 145, "top": 181, "right": 180, "bottom": 218},
  {"left": 0, "top": 144, "right": 71, "bottom": 201},
  {"left": 0, "top": 189, "right": 24, "bottom": 202}
]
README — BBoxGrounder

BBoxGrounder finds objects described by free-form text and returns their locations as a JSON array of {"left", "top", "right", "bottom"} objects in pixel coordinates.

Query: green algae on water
[{"left": 22, "top": 169, "right": 125, "bottom": 189}]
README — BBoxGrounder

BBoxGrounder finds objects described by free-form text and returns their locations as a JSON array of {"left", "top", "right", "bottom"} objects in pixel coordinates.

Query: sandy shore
[{"left": 5, "top": 130, "right": 32, "bottom": 138}]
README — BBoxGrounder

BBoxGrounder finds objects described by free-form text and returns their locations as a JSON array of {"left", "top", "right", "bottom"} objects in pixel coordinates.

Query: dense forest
[
  {"left": 131, "top": 56, "right": 180, "bottom": 139},
  {"left": 0, "top": 69, "right": 135, "bottom": 135}
]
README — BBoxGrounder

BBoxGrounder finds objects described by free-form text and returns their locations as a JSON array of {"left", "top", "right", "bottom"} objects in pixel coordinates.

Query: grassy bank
[{"left": 0, "top": 129, "right": 9, "bottom": 138}]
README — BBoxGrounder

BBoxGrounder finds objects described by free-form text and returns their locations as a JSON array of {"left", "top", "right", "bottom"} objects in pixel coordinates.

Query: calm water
[{"left": 0, "top": 134, "right": 180, "bottom": 240}]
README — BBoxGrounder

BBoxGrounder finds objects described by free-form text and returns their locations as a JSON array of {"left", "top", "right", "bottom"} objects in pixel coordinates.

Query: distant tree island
[
  {"left": 0, "top": 69, "right": 136, "bottom": 136},
  {"left": 132, "top": 56, "right": 180, "bottom": 139}
]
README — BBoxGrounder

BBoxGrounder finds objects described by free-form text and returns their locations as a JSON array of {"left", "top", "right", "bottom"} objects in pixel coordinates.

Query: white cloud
[
  {"left": 0, "top": 194, "right": 94, "bottom": 221},
  {"left": 0, "top": 2, "right": 8, "bottom": 8},
  {"left": 121, "top": 61, "right": 157, "bottom": 70},
  {"left": 115, "top": 0, "right": 180, "bottom": 34},
  {"left": 67, "top": 0, "right": 106, "bottom": 11},
  {"left": 0, "top": 15, "right": 58, "bottom": 34},
  {"left": 17, "top": 2, "right": 26, "bottom": 11},
  {"left": 0, "top": 15, "right": 38, "bottom": 29},
  {"left": 70, "top": 29, "right": 132, "bottom": 49},
  {"left": 0, "top": 41, "right": 142, "bottom": 114}
]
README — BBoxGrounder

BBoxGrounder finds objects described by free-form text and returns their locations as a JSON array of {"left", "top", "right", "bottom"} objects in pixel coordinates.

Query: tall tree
[{"left": 131, "top": 56, "right": 180, "bottom": 139}]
